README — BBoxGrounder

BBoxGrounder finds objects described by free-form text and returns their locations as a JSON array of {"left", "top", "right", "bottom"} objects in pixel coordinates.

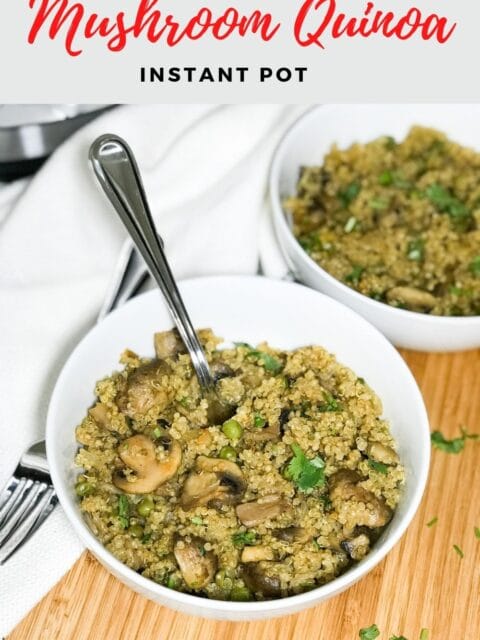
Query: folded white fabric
[{"left": 0, "top": 104, "right": 303, "bottom": 634}]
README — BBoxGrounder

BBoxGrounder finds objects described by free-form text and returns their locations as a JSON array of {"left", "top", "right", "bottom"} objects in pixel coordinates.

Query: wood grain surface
[{"left": 9, "top": 349, "right": 480, "bottom": 640}]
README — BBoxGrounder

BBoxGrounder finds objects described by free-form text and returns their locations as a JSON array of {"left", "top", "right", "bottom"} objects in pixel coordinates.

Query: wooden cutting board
[{"left": 9, "top": 349, "right": 480, "bottom": 640}]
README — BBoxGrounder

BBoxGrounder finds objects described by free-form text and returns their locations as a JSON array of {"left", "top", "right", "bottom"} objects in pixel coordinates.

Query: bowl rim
[
  {"left": 46, "top": 274, "right": 431, "bottom": 613},
  {"left": 269, "top": 104, "right": 480, "bottom": 326}
]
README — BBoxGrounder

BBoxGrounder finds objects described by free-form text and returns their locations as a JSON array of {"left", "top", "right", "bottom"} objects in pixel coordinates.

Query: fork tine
[
  {"left": 0, "top": 478, "right": 32, "bottom": 526},
  {"left": 0, "top": 487, "right": 56, "bottom": 564},
  {"left": 0, "top": 481, "right": 47, "bottom": 545}
]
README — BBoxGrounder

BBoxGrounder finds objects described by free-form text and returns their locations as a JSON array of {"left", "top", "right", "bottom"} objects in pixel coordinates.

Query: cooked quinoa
[
  {"left": 286, "top": 126, "right": 480, "bottom": 316},
  {"left": 75, "top": 329, "right": 404, "bottom": 601}
]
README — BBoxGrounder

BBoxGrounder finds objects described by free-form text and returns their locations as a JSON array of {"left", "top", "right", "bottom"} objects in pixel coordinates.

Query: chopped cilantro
[
  {"left": 312, "top": 538, "right": 320, "bottom": 550},
  {"left": 235, "top": 343, "right": 283, "bottom": 374},
  {"left": 346, "top": 265, "right": 365, "bottom": 286},
  {"left": 419, "top": 630, "right": 429, "bottom": 640},
  {"left": 469, "top": 255, "right": 480, "bottom": 276},
  {"left": 368, "top": 459, "right": 389, "bottom": 474},
  {"left": 475, "top": 526, "right": 480, "bottom": 539},
  {"left": 338, "top": 181, "right": 361, "bottom": 208},
  {"left": 178, "top": 396, "right": 190, "bottom": 408},
  {"left": 359, "top": 624, "right": 380, "bottom": 640},
  {"left": 318, "top": 391, "right": 342, "bottom": 413},
  {"left": 344, "top": 216, "right": 358, "bottom": 233},
  {"left": 232, "top": 531, "right": 257, "bottom": 548},
  {"left": 152, "top": 426, "right": 162, "bottom": 439},
  {"left": 453, "top": 544, "right": 464, "bottom": 558},
  {"left": 320, "top": 494, "right": 332, "bottom": 510},
  {"left": 191, "top": 516, "right": 203, "bottom": 525},
  {"left": 141, "top": 533, "right": 152, "bottom": 544},
  {"left": 357, "top": 377, "right": 365, "bottom": 384},
  {"left": 426, "top": 517, "right": 438, "bottom": 528},
  {"left": 384, "top": 136, "right": 397, "bottom": 150},
  {"left": 426, "top": 183, "right": 472, "bottom": 230},
  {"left": 389, "top": 636, "right": 408, "bottom": 640},
  {"left": 407, "top": 238, "right": 425, "bottom": 262},
  {"left": 117, "top": 495, "right": 130, "bottom": 529},
  {"left": 431, "top": 427, "right": 479, "bottom": 454},
  {"left": 378, "top": 170, "right": 393, "bottom": 186},
  {"left": 369, "top": 197, "right": 389, "bottom": 210},
  {"left": 285, "top": 443, "right": 325, "bottom": 492},
  {"left": 253, "top": 414, "right": 267, "bottom": 428}
]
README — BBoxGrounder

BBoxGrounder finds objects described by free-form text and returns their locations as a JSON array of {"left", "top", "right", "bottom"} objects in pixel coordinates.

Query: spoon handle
[{"left": 89, "top": 134, "right": 215, "bottom": 392}]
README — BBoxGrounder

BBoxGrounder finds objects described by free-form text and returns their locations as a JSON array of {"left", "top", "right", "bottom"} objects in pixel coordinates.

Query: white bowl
[
  {"left": 46, "top": 275, "right": 429, "bottom": 620},
  {"left": 270, "top": 104, "right": 480, "bottom": 352}
]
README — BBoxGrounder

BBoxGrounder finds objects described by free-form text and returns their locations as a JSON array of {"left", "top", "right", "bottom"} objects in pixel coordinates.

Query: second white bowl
[{"left": 270, "top": 104, "right": 480, "bottom": 352}]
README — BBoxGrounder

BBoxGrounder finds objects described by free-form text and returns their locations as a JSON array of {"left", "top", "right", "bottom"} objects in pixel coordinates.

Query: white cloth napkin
[{"left": 0, "top": 104, "right": 303, "bottom": 634}]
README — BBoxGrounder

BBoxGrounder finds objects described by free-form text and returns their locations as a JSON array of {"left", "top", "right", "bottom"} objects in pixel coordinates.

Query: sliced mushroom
[
  {"left": 154, "top": 329, "right": 186, "bottom": 360},
  {"left": 386, "top": 286, "right": 436, "bottom": 312},
  {"left": 241, "top": 546, "right": 274, "bottom": 563},
  {"left": 250, "top": 422, "right": 280, "bottom": 443},
  {"left": 113, "top": 434, "right": 181, "bottom": 494},
  {"left": 89, "top": 403, "right": 109, "bottom": 429},
  {"left": 367, "top": 441, "right": 399, "bottom": 465},
  {"left": 180, "top": 456, "right": 246, "bottom": 510},
  {"left": 273, "top": 526, "right": 311, "bottom": 544},
  {"left": 173, "top": 537, "right": 217, "bottom": 590},
  {"left": 240, "top": 563, "right": 282, "bottom": 597},
  {"left": 329, "top": 469, "right": 392, "bottom": 529},
  {"left": 211, "top": 362, "right": 235, "bottom": 382},
  {"left": 236, "top": 494, "right": 289, "bottom": 527},
  {"left": 206, "top": 394, "right": 236, "bottom": 425},
  {"left": 116, "top": 360, "right": 171, "bottom": 418},
  {"left": 341, "top": 533, "right": 370, "bottom": 561}
]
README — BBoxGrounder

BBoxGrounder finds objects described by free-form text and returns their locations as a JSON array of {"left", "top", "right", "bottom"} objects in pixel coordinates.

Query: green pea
[
  {"left": 75, "top": 480, "right": 94, "bottom": 497},
  {"left": 166, "top": 574, "right": 180, "bottom": 589},
  {"left": 219, "top": 445, "right": 237, "bottom": 461},
  {"left": 129, "top": 523, "right": 144, "bottom": 538},
  {"left": 230, "top": 585, "right": 251, "bottom": 601},
  {"left": 221, "top": 419, "right": 243, "bottom": 441},
  {"left": 137, "top": 496, "right": 154, "bottom": 517}
]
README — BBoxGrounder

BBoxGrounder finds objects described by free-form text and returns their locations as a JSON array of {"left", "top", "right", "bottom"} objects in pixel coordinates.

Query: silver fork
[{"left": 0, "top": 242, "right": 148, "bottom": 565}]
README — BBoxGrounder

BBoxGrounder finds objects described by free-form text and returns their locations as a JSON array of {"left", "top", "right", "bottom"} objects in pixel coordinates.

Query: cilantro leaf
[
  {"left": 389, "top": 636, "right": 408, "bottom": 640},
  {"left": 426, "top": 184, "right": 472, "bottom": 230},
  {"left": 232, "top": 531, "right": 257, "bottom": 548},
  {"left": 117, "top": 495, "right": 130, "bottom": 529},
  {"left": 431, "top": 427, "right": 479, "bottom": 454},
  {"left": 475, "top": 526, "right": 480, "bottom": 539},
  {"left": 318, "top": 391, "right": 343, "bottom": 413},
  {"left": 359, "top": 624, "right": 380, "bottom": 640},
  {"left": 453, "top": 544, "right": 464, "bottom": 558},
  {"left": 285, "top": 443, "right": 325, "bottom": 492},
  {"left": 338, "top": 181, "right": 361, "bottom": 208},
  {"left": 419, "top": 629, "right": 429, "bottom": 640},
  {"left": 426, "top": 517, "right": 438, "bottom": 528},
  {"left": 235, "top": 343, "right": 283, "bottom": 374},
  {"left": 345, "top": 265, "right": 365, "bottom": 286},
  {"left": 368, "top": 459, "right": 389, "bottom": 475}
]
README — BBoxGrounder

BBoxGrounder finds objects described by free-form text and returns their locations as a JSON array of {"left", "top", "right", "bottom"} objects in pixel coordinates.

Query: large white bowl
[
  {"left": 46, "top": 276, "right": 430, "bottom": 620},
  {"left": 270, "top": 104, "right": 480, "bottom": 352}
]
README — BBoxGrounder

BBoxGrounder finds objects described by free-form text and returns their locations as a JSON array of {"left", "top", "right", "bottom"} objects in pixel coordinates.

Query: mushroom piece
[
  {"left": 273, "top": 526, "right": 311, "bottom": 544},
  {"left": 89, "top": 403, "right": 110, "bottom": 429},
  {"left": 250, "top": 422, "right": 280, "bottom": 443},
  {"left": 206, "top": 394, "right": 236, "bottom": 425},
  {"left": 367, "top": 441, "right": 399, "bottom": 465},
  {"left": 386, "top": 286, "right": 436, "bottom": 312},
  {"left": 116, "top": 360, "right": 171, "bottom": 419},
  {"left": 240, "top": 563, "right": 282, "bottom": 598},
  {"left": 241, "top": 546, "right": 274, "bottom": 563},
  {"left": 236, "top": 494, "right": 290, "bottom": 527},
  {"left": 154, "top": 329, "right": 187, "bottom": 360},
  {"left": 211, "top": 361, "right": 235, "bottom": 383},
  {"left": 173, "top": 537, "right": 217, "bottom": 590},
  {"left": 113, "top": 434, "right": 181, "bottom": 494},
  {"left": 329, "top": 470, "right": 392, "bottom": 529},
  {"left": 341, "top": 533, "right": 370, "bottom": 561},
  {"left": 180, "top": 456, "right": 246, "bottom": 510}
]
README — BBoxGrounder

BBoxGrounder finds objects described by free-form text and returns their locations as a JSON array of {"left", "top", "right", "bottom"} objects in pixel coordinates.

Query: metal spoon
[{"left": 89, "top": 134, "right": 234, "bottom": 423}]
